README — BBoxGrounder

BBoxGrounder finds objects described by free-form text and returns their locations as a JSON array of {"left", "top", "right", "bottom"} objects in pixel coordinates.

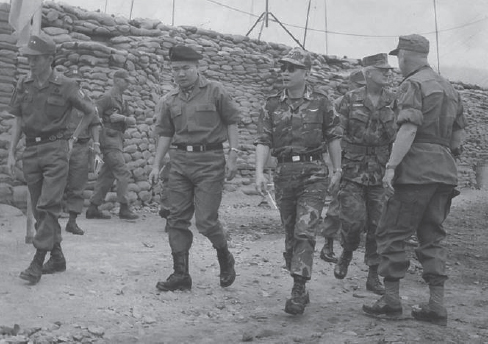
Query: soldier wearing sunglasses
[{"left": 254, "top": 48, "right": 342, "bottom": 315}]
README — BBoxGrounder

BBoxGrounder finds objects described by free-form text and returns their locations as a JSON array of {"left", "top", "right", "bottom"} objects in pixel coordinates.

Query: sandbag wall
[{"left": 0, "top": 1, "right": 482, "bottom": 211}]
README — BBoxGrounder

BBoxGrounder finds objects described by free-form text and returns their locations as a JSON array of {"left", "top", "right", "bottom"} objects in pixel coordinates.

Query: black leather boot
[
  {"left": 119, "top": 203, "right": 139, "bottom": 220},
  {"left": 86, "top": 203, "right": 111, "bottom": 219},
  {"left": 320, "top": 238, "right": 338, "bottom": 263},
  {"left": 42, "top": 243, "right": 66, "bottom": 274},
  {"left": 156, "top": 252, "right": 192, "bottom": 291},
  {"left": 363, "top": 280, "right": 403, "bottom": 317},
  {"left": 283, "top": 250, "right": 292, "bottom": 271},
  {"left": 334, "top": 250, "right": 353, "bottom": 279},
  {"left": 216, "top": 245, "right": 236, "bottom": 287},
  {"left": 284, "top": 275, "right": 310, "bottom": 315},
  {"left": 366, "top": 265, "right": 385, "bottom": 295},
  {"left": 20, "top": 249, "right": 47, "bottom": 284}
]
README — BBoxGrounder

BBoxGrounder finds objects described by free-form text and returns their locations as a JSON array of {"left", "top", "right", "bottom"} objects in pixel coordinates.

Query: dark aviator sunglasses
[{"left": 280, "top": 63, "right": 306, "bottom": 73}]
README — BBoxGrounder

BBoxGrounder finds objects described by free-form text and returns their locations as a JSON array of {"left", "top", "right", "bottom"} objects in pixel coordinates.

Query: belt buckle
[
  {"left": 186, "top": 146, "right": 193, "bottom": 152},
  {"left": 49, "top": 135, "right": 57, "bottom": 141},
  {"left": 292, "top": 155, "right": 300, "bottom": 162},
  {"left": 35, "top": 137, "right": 42, "bottom": 142}
]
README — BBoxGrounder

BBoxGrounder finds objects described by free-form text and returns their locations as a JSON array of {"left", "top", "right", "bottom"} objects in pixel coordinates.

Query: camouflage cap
[
  {"left": 389, "top": 34, "right": 429, "bottom": 56},
  {"left": 349, "top": 70, "right": 365, "bottom": 85},
  {"left": 19, "top": 34, "right": 56, "bottom": 56},
  {"left": 169, "top": 45, "right": 203, "bottom": 62},
  {"left": 278, "top": 48, "right": 312, "bottom": 70},
  {"left": 362, "top": 53, "right": 393, "bottom": 69}
]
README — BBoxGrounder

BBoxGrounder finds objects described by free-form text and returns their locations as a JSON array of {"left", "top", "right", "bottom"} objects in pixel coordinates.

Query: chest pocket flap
[{"left": 47, "top": 95, "right": 66, "bottom": 106}]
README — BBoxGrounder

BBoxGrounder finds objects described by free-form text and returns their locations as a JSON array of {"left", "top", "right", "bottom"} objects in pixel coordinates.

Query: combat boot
[
  {"left": 411, "top": 285, "right": 447, "bottom": 326},
  {"left": 366, "top": 265, "right": 385, "bottom": 295},
  {"left": 86, "top": 203, "right": 111, "bottom": 219},
  {"left": 19, "top": 249, "right": 47, "bottom": 284},
  {"left": 320, "top": 238, "right": 338, "bottom": 263},
  {"left": 334, "top": 250, "right": 353, "bottom": 279},
  {"left": 216, "top": 245, "right": 236, "bottom": 287},
  {"left": 284, "top": 275, "right": 310, "bottom": 315},
  {"left": 42, "top": 243, "right": 66, "bottom": 274},
  {"left": 66, "top": 221, "right": 84, "bottom": 235},
  {"left": 363, "top": 279, "right": 403, "bottom": 317},
  {"left": 119, "top": 203, "right": 139, "bottom": 220},
  {"left": 156, "top": 252, "right": 192, "bottom": 291}
]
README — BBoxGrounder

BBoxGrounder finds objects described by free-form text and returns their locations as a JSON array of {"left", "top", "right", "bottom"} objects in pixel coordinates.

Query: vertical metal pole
[
  {"left": 324, "top": 0, "right": 328, "bottom": 55},
  {"left": 265, "top": 0, "right": 268, "bottom": 27},
  {"left": 433, "top": 0, "right": 441, "bottom": 74},
  {"left": 129, "top": 0, "right": 135, "bottom": 20},
  {"left": 104, "top": 0, "right": 108, "bottom": 13},
  {"left": 172, "top": 0, "right": 175, "bottom": 26},
  {"left": 303, "top": 0, "right": 312, "bottom": 48}
]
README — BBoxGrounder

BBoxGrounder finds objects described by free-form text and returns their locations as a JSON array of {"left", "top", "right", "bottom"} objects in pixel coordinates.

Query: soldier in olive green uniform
[
  {"left": 7, "top": 34, "right": 96, "bottom": 284},
  {"left": 334, "top": 54, "right": 396, "bottom": 296},
  {"left": 86, "top": 70, "right": 139, "bottom": 220},
  {"left": 363, "top": 35, "right": 466, "bottom": 326},
  {"left": 255, "top": 48, "right": 342, "bottom": 315},
  {"left": 150, "top": 45, "right": 239, "bottom": 292}
]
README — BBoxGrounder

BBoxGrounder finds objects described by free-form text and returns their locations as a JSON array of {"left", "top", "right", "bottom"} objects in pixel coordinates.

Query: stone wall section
[{"left": 0, "top": 1, "right": 485, "bottom": 211}]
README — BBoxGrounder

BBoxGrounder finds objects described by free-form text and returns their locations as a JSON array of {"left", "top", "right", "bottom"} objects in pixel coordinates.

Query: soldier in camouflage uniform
[
  {"left": 255, "top": 48, "right": 342, "bottom": 315},
  {"left": 319, "top": 70, "right": 366, "bottom": 263},
  {"left": 333, "top": 53, "right": 396, "bottom": 296}
]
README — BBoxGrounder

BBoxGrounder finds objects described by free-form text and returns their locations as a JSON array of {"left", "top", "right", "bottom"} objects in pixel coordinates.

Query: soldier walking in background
[
  {"left": 59, "top": 67, "right": 102, "bottom": 237},
  {"left": 333, "top": 54, "right": 396, "bottom": 296},
  {"left": 255, "top": 48, "right": 342, "bottom": 315},
  {"left": 7, "top": 34, "right": 97, "bottom": 284},
  {"left": 319, "top": 70, "right": 366, "bottom": 263},
  {"left": 363, "top": 34, "right": 466, "bottom": 326},
  {"left": 149, "top": 45, "right": 239, "bottom": 292},
  {"left": 86, "top": 70, "right": 139, "bottom": 220}
]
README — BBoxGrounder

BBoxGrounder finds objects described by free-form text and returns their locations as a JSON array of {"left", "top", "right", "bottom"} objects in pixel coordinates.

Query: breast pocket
[
  {"left": 170, "top": 105, "right": 183, "bottom": 129},
  {"left": 46, "top": 95, "right": 68, "bottom": 121},
  {"left": 194, "top": 103, "right": 219, "bottom": 129},
  {"left": 302, "top": 110, "right": 323, "bottom": 146}
]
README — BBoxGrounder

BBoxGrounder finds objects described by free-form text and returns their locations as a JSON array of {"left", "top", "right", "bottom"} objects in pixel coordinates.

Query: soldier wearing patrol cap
[
  {"left": 319, "top": 69, "right": 366, "bottom": 264},
  {"left": 332, "top": 53, "right": 396, "bottom": 296},
  {"left": 86, "top": 69, "right": 139, "bottom": 220},
  {"left": 255, "top": 48, "right": 342, "bottom": 315},
  {"left": 7, "top": 33, "right": 97, "bottom": 284},
  {"left": 363, "top": 34, "right": 467, "bottom": 326},
  {"left": 149, "top": 44, "right": 240, "bottom": 292}
]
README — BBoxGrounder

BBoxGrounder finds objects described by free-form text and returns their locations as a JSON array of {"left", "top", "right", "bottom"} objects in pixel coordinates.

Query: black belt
[
  {"left": 277, "top": 153, "right": 322, "bottom": 163},
  {"left": 171, "top": 143, "right": 223, "bottom": 152},
  {"left": 25, "top": 132, "right": 67, "bottom": 147},
  {"left": 344, "top": 143, "right": 390, "bottom": 155},
  {"left": 75, "top": 138, "right": 90, "bottom": 144}
]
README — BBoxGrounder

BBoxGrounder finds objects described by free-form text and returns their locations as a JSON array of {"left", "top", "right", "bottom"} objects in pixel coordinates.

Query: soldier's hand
[
  {"left": 255, "top": 172, "right": 268, "bottom": 196},
  {"left": 328, "top": 170, "right": 341, "bottom": 194},
  {"left": 149, "top": 167, "right": 159, "bottom": 185},
  {"left": 382, "top": 168, "right": 395, "bottom": 190},
  {"left": 7, "top": 152, "right": 16, "bottom": 177}
]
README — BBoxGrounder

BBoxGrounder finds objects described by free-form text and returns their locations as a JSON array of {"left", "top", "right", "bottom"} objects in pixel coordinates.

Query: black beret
[{"left": 169, "top": 45, "right": 203, "bottom": 62}]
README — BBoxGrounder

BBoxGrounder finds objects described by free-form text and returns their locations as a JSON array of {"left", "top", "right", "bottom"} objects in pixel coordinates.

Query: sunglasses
[{"left": 280, "top": 64, "right": 306, "bottom": 73}]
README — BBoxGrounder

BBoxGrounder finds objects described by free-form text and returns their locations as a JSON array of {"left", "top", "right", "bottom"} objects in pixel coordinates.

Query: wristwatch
[{"left": 333, "top": 168, "right": 343, "bottom": 174}]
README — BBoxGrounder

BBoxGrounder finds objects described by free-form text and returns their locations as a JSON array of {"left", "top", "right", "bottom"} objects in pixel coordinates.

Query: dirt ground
[{"left": 1, "top": 188, "right": 487, "bottom": 344}]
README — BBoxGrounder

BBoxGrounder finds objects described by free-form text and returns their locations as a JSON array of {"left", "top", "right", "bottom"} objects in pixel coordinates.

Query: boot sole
[
  {"left": 42, "top": 266, "right": 66, "bottom": 274},
  {"left": 411, "top": 310, "right": 447, "bottom": 326},
  {"left": 155, "top": 281, "right": 192, "bottom": 292},
  {"left": 320, "top": 252, "right": 338, "bottom": 263},
  {"left": 19, "top": 272, "right": 41, "bottom": 284},
  {"left": 362, "top": 305, "right": 403, "bottom": 318}
]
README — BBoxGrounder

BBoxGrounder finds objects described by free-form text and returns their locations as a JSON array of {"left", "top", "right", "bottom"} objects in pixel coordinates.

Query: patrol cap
[
  {"left": 389, "top": 34, "right": 429, "bottom": 56},
  {"left": 114, "top": 70, "right": 130, "bottom": 80},
  {"left": 362, "top": 53, "right": 393, "bottom": 69},
  {"left": 278, "top": 48, "right": 312, "bottom": 70},
  {"left": 19, "top": 34, "right": 56, "bottom": 56},
  {"left": 169, "top": 45, "right": 203, "bottom": 62},
  {"left": 349, "top": 70, "right": 365, "bottom": 85}
]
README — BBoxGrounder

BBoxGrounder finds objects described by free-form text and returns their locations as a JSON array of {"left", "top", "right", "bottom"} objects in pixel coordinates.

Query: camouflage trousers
[
  {"left": 274, "top": 161, "right": 328, "bottom": 279},
  {"left": 321, "top": 186, "right": 341, "bottom": 239},
  {"left": 338, "top": 180, "right": 386, "bottom": 266}
]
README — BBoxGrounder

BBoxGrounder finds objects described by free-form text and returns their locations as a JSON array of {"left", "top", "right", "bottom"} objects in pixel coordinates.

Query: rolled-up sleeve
[
  {"left": 322, "top": 97, "right": 343, "bottom": 142},
  {"left": 396, "top": 81, "right": 423, "bottom": 126},
  {"left": 254, "top": 103, "right": 273, "bottom": 147},
  {"left": 154, "top": 96, "right": 175, "bottom": 138},
  {"left": 215, "top": 86, "right": 240, "bottom": 125}
]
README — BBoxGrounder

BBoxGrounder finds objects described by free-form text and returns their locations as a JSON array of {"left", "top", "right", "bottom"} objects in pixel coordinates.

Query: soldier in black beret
[{"left": 150, "top": 45, "right": 240, "bottom": 292}]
